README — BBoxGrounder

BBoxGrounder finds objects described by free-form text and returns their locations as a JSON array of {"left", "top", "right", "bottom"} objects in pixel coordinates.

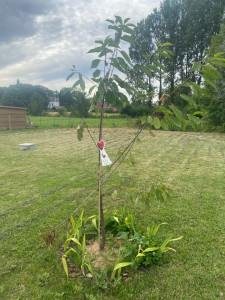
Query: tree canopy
[
  {"left": 129, "top": 0, "right": 225, "bottom": 105},
  {"left": 0, "top": 82, "right": 54, "bottom": 115}
]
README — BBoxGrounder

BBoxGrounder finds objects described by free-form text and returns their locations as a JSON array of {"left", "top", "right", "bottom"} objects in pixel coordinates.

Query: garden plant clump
[{"left": 62, "top": 209, "right": 183, "bottom": 286}]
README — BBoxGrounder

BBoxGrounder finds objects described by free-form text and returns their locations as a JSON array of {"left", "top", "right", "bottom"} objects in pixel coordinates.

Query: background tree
[
  {"left": 0, "top": 83, "right": 54, "bottom": 115},
  {"left": 58, "top": 87, "right": 74, "bottom": 110},
  {"left": 203, "top": 23, "right": 225, "bottom": 128},
  {"left": 70, "top": 90, "right": 90, "bottom": 117},
  {"left": 59, "top": 87, "right": 90, "bottom": 117},
  {"left": 129, "top": 0, "right": 225, "bottom": 107}
]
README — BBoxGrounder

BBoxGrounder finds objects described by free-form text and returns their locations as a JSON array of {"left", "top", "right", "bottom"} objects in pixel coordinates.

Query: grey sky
[{"left": 0, "top": 0, "right": 161, "bottom": 91}]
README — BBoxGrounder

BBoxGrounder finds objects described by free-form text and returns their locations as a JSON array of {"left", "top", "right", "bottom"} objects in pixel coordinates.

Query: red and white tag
[{"left": 97, "top": 140, "right": 112, "bottom": 166}]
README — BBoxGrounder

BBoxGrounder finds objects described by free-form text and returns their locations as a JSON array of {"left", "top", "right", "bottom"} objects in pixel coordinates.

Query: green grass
[
  {"left": 0, "top": 128, "right": 224, "bottom": 299},
  {"left": 28, "top": 116, "right": 136, "bottom": 129}
]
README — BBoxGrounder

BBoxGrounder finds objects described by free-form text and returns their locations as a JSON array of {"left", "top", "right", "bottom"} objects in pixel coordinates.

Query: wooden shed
[{"left": 0, "top": 106, "right": 27, "bottom": 130}]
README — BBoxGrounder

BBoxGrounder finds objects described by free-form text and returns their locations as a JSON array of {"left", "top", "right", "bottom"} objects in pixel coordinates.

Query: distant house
[
  {"left": 94, "top": 102, "right": 118, "bottom": 112},
  {"left": 0, "top": 106, "right": 27, "bottom": 130},
  {"left": 48, "top": 96, "right": 60, "bottom": 109}
]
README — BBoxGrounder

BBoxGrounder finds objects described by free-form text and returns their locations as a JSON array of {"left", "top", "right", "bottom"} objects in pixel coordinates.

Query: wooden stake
[{"left": 8, "top": 115, "right": 11, "bottom": 130}]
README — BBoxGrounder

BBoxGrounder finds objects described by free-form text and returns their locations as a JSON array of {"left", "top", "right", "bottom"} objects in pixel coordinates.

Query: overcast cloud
[{"left": 0, "top": 0, "right": 161, "bottom": 91}]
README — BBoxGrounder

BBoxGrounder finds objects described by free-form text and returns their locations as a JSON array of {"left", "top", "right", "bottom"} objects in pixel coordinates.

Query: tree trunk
[{"left": 98, "top": 97, "right": 106, "bottom": 250}]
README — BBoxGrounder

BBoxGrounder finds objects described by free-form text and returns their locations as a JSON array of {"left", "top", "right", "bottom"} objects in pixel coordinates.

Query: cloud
[
  {"left": 0, "top": 0, "right": 161, "bottom": 90},
  {"left": 0, "top": 0, "right": 55, "bottom": 43}
]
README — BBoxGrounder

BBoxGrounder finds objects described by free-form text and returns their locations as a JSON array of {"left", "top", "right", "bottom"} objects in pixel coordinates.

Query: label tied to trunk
[{"left": 97, "top": 140, "right": 112, "bottom": 166}]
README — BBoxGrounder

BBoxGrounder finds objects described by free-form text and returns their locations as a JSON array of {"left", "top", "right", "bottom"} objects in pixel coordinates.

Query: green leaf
[
  {"left": 169, "top": 105, "right": 183, "bottom": 120},
  {"left": 105, "top": 19, "right": 114, "bottom": 24},
  {"left": 141, "top": 116, "right": 147, "bottom": 125},
  {"left": 68, "top": 238, "right": 81, "bottom": 246},
  {"left": 163, "top": 48, "right": 174, "bottom": 56},
  {"left": 113, "top": 216, "right": 120, "bottom": 224},
  {"left": 89, "top": 85, "right": 96, "bottom": 94},
  {"left": 147, "top": 116, "right": 153, "bottom": 124},
  {"left": 160, "top": 234, "right": 173, "bottom": 249},
  {"left": 210, "top": 60, "right": 225, "bottom": 67},
  {"left": 136, "top": 78, "right": 147, "bottom": 89},
  {"left": 153, "top": 60, "right": 167, "bottom": 72},
  {"left": 93, "top": 69, "right": 101, "bottom": 78},
  {"left": 62, "top": 256, "right": 68, "bottom": 278},
  {"left": 65, "top": 248, "right": 78, "bottom": 256},
  {"left": 153, "top": 117, "right": 161, "bottom": 129},
  {"left": 92, "top": 218, "right": 98, "bottom": 231},
  {"left": 120, "top": 50, "right": 132, "bottom": 66},
  {"left": 161, "top": 247, "right": 176, "bottom": 253},
  {"left": 113, "top": 262, "right": 132, "bottom": 271},
  {"left": 136, "top": 253, "right": 146, "bottom": 257},
  {"left": 158, "top": 50, "right": 171, "bottom": 59},
  {"left": 108, "top": 25, "right": 121, "bottom": 32},
  {"left": 95, "top": 40, "right": 103, "bottom": 44},
  {"left": 79, "top": 73, "right": 85, "bottom": 91},
  {"left": 147, "top": 64, "right": 161, "bottom": 74},
  {"left": 170, "top": 116, "right": 182, "bottom": 128},
  {"left": 161, "top": 42, "right": 173, "bottom": 47},
  {"left": 72, "top": 79, "right": 80, "bottom": 89},
  {"left": 66, "top": 72, "right": 75, "bottom": 81},
  {"left": 170, "top": 236, "right": 183, "bottom": 242},
  {"left": 82, "top": 234, "right": 86, "bottom": 253},
  {"left": 140, "top": 65, "right": 152, "bottom": 77},
  {"left": 85, "top": 261, "right": 95, "bottom": 278},
  {"left": 121, "top": 35, "right": 133, "bottom": 44},
  {"left": 99, "top": 47, "right": 113, "bottom": 57},
  {"left": 91, "top": 59, "right": 101, "bottom": 68},
  {"left": 188, "top": 114, "right": 200, "bottom": 125},
  {"left": 123, "top": 26, "right": 134, "bottom": 35},
  {"left": 214, "top": 52, "right": 225, "bottom": 58},
  {"left": 87, "top": 46, "right": 102, "bottom": 53},
  {"left": 126, "top": 23, "right": 136, "bottom": 27},
  {"left": 115, "top": 15, "right": 123, "bottom": 24},
  {"left": 202, "top": 74, "right": 216, "bottom": 89},
  {"left": 152, "top": 223, "right": 167, "bottom": 235},
  {"left": 117, "top": 57, "right": 129, "bottom": 71},
  {"left": 191, "top": 62, "right": 202, "bottom": 72},
  {"left": 193, "top": 111, "right": 203, "bottom": 116},
  {"left": 111, "top": 58, "right": 127, "bottom": 74},
  {"left": 143, "top": 247, "right": 160, "bottom": 252},
  {"left": 180, "top": 94, "right": 196, "bottom": 107},
  {"left": 160, "top": 119, "right": 169, "bottom": 130},
  {"left": 124, "top": 18, "right": 131, "bottom": 23}
]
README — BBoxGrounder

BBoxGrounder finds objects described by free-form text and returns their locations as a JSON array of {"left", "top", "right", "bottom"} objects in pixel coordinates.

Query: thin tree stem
[{"left": 98, "top": 96, "right": 105, "bottom": 250}]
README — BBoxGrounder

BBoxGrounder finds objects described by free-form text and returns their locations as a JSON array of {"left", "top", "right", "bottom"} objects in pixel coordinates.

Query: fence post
[
  {"left": 40, "top": 116, "right": 42, "bottom": 128},
  {"left": 47, "top": 116, "right": 48, "bottom": 129},
  {"left": 8, "top": 115, "right": 11, "bottom": 130},
  {"left": 60, "top": 117, "right": 62, "bottom": 128}
]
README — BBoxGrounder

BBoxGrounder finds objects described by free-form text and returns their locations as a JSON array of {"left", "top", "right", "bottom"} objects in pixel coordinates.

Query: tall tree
[
  {"left": 58, "top": 87, "right": 74, "bottom": 110},
  {"left": 129, "top": 0, "right": 225, "bottom": 105},
  {"left": 70, "top": 90, "right": 90, "bottom": 117}
]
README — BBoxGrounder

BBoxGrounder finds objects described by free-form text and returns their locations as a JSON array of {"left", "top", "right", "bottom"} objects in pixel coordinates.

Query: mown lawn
[{"left": 0, "top": 128, "right": 224, "bottom": 299}]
